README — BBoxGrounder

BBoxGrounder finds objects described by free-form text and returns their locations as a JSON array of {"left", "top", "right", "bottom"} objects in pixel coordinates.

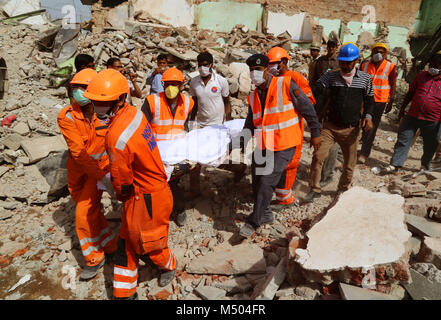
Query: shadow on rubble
[{"left": 177, "top": 167, "right": 254, "bottom": 238}]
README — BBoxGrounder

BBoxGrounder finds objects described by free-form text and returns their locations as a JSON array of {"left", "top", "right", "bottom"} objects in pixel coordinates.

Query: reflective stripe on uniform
[
  {"left": 165, "top": 252, "right": 175, "bottom": 270},
  {"left": 276, "top": 193, "right": 291, "bottom": 201},
  {"left": 79, "top": 227, "right": 111, "bottom": 246},
  {"left": 113, "top": 280, "right": 137, "bottom": 290},
  {"left": 253, "top": 112, "right": 261, "bottom": 120},
  {"left": 275, "top": 188, "right": 290, "bottom": 194},
  {"left": 264, "top": 116, "right": 299, "bottom": 131},
  {"left": 373, "top": 85, "right": 391, "bottom": 90},
  {"left": 375, "top": 61, "right": 391, "bottom": 80},
  {"left": 81, "top": 232, "right": 116, "bottom": 257},
  {"left": 152, "top": 119, "right": 173, "bottom": 125},
  {"left": 114, "top": 267, "right": 138, "bottom": 277},
  {"left": 154, "top": 94, "right": 161, "bottom": 120},
  {"left": 183, "top": 95, "right": 190, "bottom": 119},
  {"left": 265, "top": 103, "right": 294, "bottom": 116},
  {"left": 276, "top": 76, "right": 284, "bottom": 107},
  {"left": 115, "top": 110, "right": 143, "bottom": 150},
  {"left": 90, "top": 150, "right": 107, "bottom": 160},
  {"left": 65, "top": 112, "right": 74, "bottom": 122},
  {"left": 173, "top": 119, "right": 186, "bottom": 125}
]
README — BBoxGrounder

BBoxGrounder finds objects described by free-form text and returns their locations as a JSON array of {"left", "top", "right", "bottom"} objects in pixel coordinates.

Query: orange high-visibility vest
[
  {"left": 362, "top": 59, "right": 395, "bottom": 103},
  {"left": 285, "top": 70, "right": 316, "bottom": 105},
  {"left": 247, "top": 76, "right": 302, "bottom": 151},
  {"left": 146, "top": 92, "right": 194, "bottom": 141}
]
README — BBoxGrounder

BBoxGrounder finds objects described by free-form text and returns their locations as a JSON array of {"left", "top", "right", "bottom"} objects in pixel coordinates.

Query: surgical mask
[
  {"left": 94, "top": 106, "right": 111, "bottom": 118},
  {"left": 372, "top": 53, "right": 383, "bottom": 62},
  {"left": 198, "top": 65, "right": 211, "bottom": 77},
  {"left": 165, "top": 85, "right": 180, "bottom": 99},
  {"left": 250, "top": 70, "right": 265, "bottom": 86},
  {"left": 72, "top": 88, "right": 91, "bottom": 106},
  {"left": 268, "top": 64, "right": 279, "bottom": 76},
  {"left": 428, "top": 67, "right": 440, "bottom": 76}
]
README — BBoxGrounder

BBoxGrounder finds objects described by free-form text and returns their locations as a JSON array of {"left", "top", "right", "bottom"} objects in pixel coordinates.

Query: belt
[{"left": 331, "top": 120, "right": 360, "bottom": 128}]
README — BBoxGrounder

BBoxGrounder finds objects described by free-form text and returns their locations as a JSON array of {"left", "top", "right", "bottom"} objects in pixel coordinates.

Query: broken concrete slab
[
  {"left": 12, "top": 122, "right": 30, "bottom": 136},
  {"left": 213, "top": 276, "right": 252, "bottom": 294},
  {"left": 417, "top": 236, "right": 441, "bottom": 269},
  {"left": 194, "top": 286, "right": 226, "bottom": 300},
  {"left": 0, "top": 165, "right": 50, "bottom": 203},
  {"left": 251, "top": 257, "right": 286, "bottom": 300},
  {"left": 0, "top": 166, "right": 10, "bottom": 178},
  {"left": 403, "top": 269, "right": 441, "bottom": 300},
  {"left": 294, "top": 283, "right": 321, "bottom": 300},
  {"left": 185, "top": 243, "right": 266, "bottom": 275},
  {"left": 405, "top": 214, "right": 441, "bottom": 238},
  {"left": 339, "top": 283, "right": 400, "bottom": 300},
  {"left": 294, "top": 187, "right": 412, "bottom": 285},
  {"left": 404, "top": 198, "right": 440, "bottom": 218},
  {"left": 20, "top": 135, "right": 67, "bottom": 163},
  {"left": 402, "top": 182, "right": 426, "bottom": 197},
  {"left": 0, "top": 133, "right": 24, "bottom": 151}
]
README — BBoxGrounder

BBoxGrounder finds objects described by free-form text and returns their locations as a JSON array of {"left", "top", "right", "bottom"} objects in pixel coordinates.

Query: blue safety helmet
[{"left": 337, "top": 43, "right": 359, "bottom": 61}]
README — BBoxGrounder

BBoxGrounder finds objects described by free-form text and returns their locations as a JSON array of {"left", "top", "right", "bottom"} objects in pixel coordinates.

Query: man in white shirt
[{"left": 188, "top": 52, "right": 246, "bottom": 197}]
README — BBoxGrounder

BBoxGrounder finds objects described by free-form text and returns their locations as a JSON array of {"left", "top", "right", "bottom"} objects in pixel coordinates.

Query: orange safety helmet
[
  {"left": 83, "top": 69, "right": 129, "bottom": 101},
  {"left": 267, "top": 47, "right": 290, "bottom": 63},
  {"left": 161, "top": 67, "right": 185, "bottom": 83},
  {"left": 70, "top": 68, "right": 97, "bottom": 86}
]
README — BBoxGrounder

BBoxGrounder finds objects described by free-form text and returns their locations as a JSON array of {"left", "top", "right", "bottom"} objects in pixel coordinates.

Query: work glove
[{"left": 97, "top": 172, "right": 115, "bottom": 198}]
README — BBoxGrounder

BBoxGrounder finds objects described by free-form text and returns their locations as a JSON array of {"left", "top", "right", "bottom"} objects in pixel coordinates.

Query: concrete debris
[
  {"left": 251, "top": 257, "right": 287, "bottom": 300},
  {"left": 403, "top": 268, "right": 441, "bottom": 300},
  {"left": 20, "top": 136, "right": 67, "bottom": 163},
  {"left": 339, "top": 283, "right": 400, "bottom": 300},
  {"left": 294, "top": 187, "right": 412, "bottom": 285},
  {"left": 406, "top": 214, "right": 441, "bottom": 238},
  {"left": 185, "top": 243, "right": 266, "bottom": 275},
  {"left": 213, "top": 276, "right": 252, "bottom": 294},
  {"left": 194, "top": 286, "right": 227, "bottom": 300},
  {"left": 417, "top": 237, "right": 441, "bottom": 269}
]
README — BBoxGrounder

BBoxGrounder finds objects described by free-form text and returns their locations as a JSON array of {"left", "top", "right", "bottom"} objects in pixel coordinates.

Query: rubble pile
[{"left": 0, "top": 6, "right": 440, "bottom": 301}]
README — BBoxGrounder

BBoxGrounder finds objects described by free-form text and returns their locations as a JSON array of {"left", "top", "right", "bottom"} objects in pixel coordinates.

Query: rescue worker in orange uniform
[
  {"left": 266, "top": 47, "right": 316, "bottom": 208},
  {"left": 141, "top": 67, "right": 194, "bottom": 227},
  {"left": 239, "top": 54, "right": 321, "bottom": 238},
  {"left": 83, "top": 69, "right": 176, "bottom": 300},
  {"left": 358, "top": 42, "right": 397, "bottom": 163},
  {"left": 57, "top": 68, "right": 117, "bottom": 281}
]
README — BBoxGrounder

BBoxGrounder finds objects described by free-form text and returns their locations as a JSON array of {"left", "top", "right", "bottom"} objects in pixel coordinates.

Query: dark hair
[
  {"left": 74, "top": 54, "right": 94, "bottom": 71},
  {"left": 197, "top": 52, "right": 213, "bottom": 64},
  {"left": 327, "top": 40, "right": 338, "bottom": 48},
  {"left": 430, "top": 53, "right": 441, "bottom": 67},
  {"left": 106, "top": 57, "right": 121, "bottom": 68},
  {"left": 157, "top": 54, "right": 168, "bottom": 62}
]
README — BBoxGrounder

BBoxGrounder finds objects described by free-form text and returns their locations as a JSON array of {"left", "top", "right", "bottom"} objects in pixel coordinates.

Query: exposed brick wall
[{"left": 193, "top": 0, "right": 422, "bottom": 28}]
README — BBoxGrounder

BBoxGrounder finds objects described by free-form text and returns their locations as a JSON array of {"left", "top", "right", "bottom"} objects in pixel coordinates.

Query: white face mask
[
  {"left": 372, "top": 53, "right": 383, "bottom": 62},
  {"left": 250, "top": 70, "right": 265, "bottom": 86},
  {"left": 94, "top": 106, "right": 111, "bottom": 118},
  {"left": 268, "top": 64, "right": 279, "bottom": 76},
  {"left": 428, "top": 67, "right": 440, "bottom": 76},
  {"left": 198, "top": 65, "right": 211, "bottom": 77}
]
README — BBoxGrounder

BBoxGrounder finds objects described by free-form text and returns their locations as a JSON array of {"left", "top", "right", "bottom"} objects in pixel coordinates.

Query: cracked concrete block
[
  {"left": 185, "top": 243, "right": 266, "bottom": 275},
  {"left": 251, "top": 257, "right": 286, "bottom": 300},
  {"left": 339, "top": 283, "right": 400, "bottom": 300},
  {"left": 195, "top": 286, "right": 226, "bottom": 300},
  {"left": 403, "top": 269, "right": 441, "bottom": 300},
  {"left": 405, "top": 214, "right": 441, "bottom": 238},
  {"left": 20, "top": 135, "right": 67, "bottom": 163},
  {"left": 1, "top": 133, "right": 24, "bottom": 151},
  {"left": 417, "top": 237, "right": 441, "bottom": 269},
  {"left": 294, "top": 187, "right": 412, "bottom": 285}
]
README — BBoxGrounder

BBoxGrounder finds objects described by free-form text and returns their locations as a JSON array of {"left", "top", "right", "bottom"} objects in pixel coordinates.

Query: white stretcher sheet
[{"left": 157, "top": 119, "right": 246, "bottom": 167}]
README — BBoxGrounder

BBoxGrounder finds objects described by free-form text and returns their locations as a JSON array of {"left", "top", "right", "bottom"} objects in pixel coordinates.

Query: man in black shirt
[{"left": 304, "top": 43, "right": 374, "bottom": 203}]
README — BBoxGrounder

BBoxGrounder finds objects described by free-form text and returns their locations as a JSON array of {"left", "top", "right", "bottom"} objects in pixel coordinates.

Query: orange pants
[
  {"left": 275, "top": 137, "right": 303, "bottom": 204},
  {"left": 113, "top": 186, "right": 176, "bottom": 298},
  {"left": 67, "top": 160, "right": 117, "bottom": 267}
]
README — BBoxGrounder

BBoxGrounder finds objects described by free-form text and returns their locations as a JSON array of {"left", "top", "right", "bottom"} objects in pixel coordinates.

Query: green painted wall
[
  {"left": 387, "top": 26, "right": 411, "bottom": 57},
  {"left": 342, "top": 21, "right": 378, "bottom": 44},
  {"left": 413, "top": 0, "right": 441, "bottom": 36},
  {"left": 194, "top": 1, "right": 263, "bottom": 33}
]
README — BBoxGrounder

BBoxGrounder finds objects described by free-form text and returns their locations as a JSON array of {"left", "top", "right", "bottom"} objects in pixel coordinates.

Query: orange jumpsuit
[
  {"left": 275, "top": 70, "right": 316, "bottom": 204},
  {"left": 105, "top": 103, "right": 175, "bottom": 298},
  {"left": 58, "top": 103, "right": 117, "bottom": 266}
]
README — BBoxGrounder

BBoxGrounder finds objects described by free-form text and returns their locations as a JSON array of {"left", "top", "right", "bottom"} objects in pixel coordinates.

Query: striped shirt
[
  {"left": 313, "top": 69, "right": 375, "bottom": 125},
  {"left": 406, "top": 71, "right": 441, "bottom": 122}
]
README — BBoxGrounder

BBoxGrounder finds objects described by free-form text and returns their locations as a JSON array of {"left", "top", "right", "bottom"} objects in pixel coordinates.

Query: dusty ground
[{"left": 0, "top": 23, "right": 436, "bottom": 300}]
